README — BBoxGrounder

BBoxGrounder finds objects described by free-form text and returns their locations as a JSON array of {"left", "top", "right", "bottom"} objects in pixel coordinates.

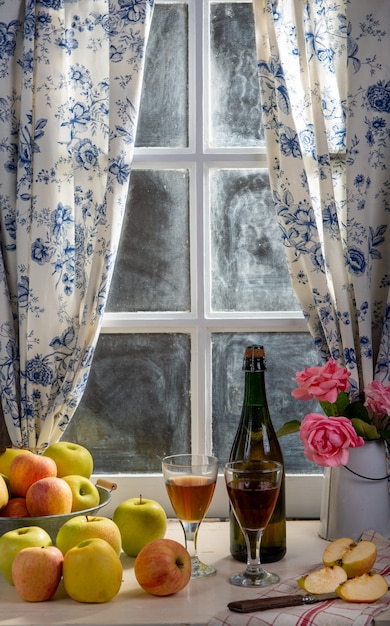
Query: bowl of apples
[{"left": 0, "top": 443, "right": 116, "bottom": 542}]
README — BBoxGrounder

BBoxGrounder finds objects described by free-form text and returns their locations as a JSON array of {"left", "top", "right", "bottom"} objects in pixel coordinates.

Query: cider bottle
[{"left": 229, "top": 345, "right": 286, "bottom": 562}]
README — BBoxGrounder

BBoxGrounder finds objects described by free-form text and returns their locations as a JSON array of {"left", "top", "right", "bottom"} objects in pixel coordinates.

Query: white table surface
[{"left": 0, "top": 520, "right": 389, "bottom": 626}]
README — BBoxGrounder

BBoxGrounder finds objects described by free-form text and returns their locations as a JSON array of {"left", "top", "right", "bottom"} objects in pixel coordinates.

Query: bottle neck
[{"left": 243, "top": 370, "right": 268, "bottom": 408}]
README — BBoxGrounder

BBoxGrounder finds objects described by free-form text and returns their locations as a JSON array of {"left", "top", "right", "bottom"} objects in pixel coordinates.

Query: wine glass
[
  {"left": 162, "top": 453, "right": 219, "bottom": 578},
  {"left": 224, "top": 459, "right": 283, "bottom": 587}
]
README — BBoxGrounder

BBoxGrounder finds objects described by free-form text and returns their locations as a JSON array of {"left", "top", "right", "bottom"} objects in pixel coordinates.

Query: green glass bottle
[{"left": 229, "top": 345, "right": 286, "bottom": 563}]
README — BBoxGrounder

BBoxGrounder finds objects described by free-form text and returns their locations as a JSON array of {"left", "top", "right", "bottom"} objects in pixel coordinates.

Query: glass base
[
  {"left": 191, "top": 556, "right": 217, "bottom": 579},
  {"left": 229, "top": 568, "right": 280, "bottom": 587}
]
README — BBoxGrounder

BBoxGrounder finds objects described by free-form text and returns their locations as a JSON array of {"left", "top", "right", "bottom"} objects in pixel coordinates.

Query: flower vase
[{"left": 319, "top": 440, "right": 390, "bottom": 541}]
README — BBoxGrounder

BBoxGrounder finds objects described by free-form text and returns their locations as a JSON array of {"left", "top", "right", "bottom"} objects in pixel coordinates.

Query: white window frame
[{"left": 96, "top": 0, "right": 323, "bottom": 520}]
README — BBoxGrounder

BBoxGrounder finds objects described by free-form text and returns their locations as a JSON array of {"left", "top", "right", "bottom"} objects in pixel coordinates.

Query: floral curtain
[
  {"left": 252, "top": 0, "right": 390, "bottom": 393},
  {"left": 0, "top": 0, "right": 154, "bottom": 450}
]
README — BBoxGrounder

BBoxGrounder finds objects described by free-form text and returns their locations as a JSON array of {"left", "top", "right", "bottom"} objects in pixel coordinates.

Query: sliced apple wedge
[
  {"left": 336, "top": 571, "right": 388, "bottom": 603},
  {"left": 297, "top": 565, "right": 347, "bottom": 594},
  {"left": 323, "top": 537, "right": 377, "bottom": 578},
  {"left": 323, "top": 537, "right": 355, "bottom": 566}
]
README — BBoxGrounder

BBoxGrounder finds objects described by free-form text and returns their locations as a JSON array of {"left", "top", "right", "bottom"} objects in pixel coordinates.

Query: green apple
[
  {"left": 56, "top": 515, "right": 122, "bottom": 556},
  {"left": 113, "top": 495, "right": 167, "bottom": 557},
  {"left": 63, "top": 537, "right": 122, "bottom": 603},
  {"left": 0, "top": 473, "right": 12, "bottom": 498},
  {"left": 0, "top": 526, "right": 52, "bottom": 585},
  {"left": 61, "top": 475, "right": 100, "bottom": 512},
  {"left": 42, "top": 442, "right": 93, "bottom": 478},
  {"left": 0, "top": 449, "right": 32, "bottom": 478}
]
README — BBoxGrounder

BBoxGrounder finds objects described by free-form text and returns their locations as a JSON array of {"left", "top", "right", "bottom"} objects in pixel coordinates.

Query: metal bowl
[{"left": 0, "top": 483, "right": 114, "bottom": 543}]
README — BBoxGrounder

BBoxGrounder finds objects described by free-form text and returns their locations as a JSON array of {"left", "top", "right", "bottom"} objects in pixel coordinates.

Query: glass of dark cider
[{"left": 224, "top": 459, "right": 283, "bottom": 587}]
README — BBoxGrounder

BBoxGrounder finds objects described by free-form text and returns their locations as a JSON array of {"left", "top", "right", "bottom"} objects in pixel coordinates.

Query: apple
[
  {"left": 56, "top": 515, "right": 122, "bottom": 556},
  {"left": 61, "top": 475, "right": 100, "bottom": 512},
  {"left": 9, "top": 453, "right": 57, "bottom": 497},
  {"left": 0, "top": 473, "right": 12, "bottom": 497},
  {"left": 43, "top": 442, "right": 93, "bottom": 478},
  {"left": 0, "top": 474, "right": 9, "bottom": 511},
  {"left": 0, "top": 526, "right": 52, "bottom": 584},
  {"left": 63, "top": 537, "right": 122, "bottom": 603},
  {"left": 12, "top": 546, "right": 63, "bottom": 602},
  {"left": 0, "top": 449, "right": 32, "bottom": 477},
  {"left": 134, "top": 538, "right": 191, "bottom": 596},
  {"left": 26, "top": 477, "right": 73, "bottom": 516},
  {"left": 336, "top": 571, "right": 388, "bottom": 603},
  {"left": 297, "top": 565, "right": 347, "bottom": 594},
  {"left": 113, "top": 495, "right": 167, "bottom": 557},
  {"left": 0, "top": 497, "right": 29, "bottom": 518},
  {"left": 323, "top": 537, "right": 377, "bottom": 578}
]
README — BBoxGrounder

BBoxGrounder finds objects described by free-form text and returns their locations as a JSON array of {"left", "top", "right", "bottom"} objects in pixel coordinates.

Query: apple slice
[
  {"left": 336, "top": 572, "right": 388, "bottom": 603},
  {"left": 297, "top": 565, "right": 347, "bottom": 594},
  {"left": 323, "top": 537, "right": 377, "bottom": 578}
]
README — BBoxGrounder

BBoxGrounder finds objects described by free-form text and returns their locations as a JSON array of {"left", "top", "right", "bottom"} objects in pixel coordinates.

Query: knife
[{"left": 228, "top": 592, "right": 338, "bottom": 613}]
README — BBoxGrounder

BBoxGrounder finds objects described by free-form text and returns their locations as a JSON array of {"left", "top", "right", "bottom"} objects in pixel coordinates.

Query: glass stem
[
  {"left": 245, "top": 528, "right": 264, "bottom": 574},
  {"left": 180, "top": 521, "right": 200, "bottom": 560}
]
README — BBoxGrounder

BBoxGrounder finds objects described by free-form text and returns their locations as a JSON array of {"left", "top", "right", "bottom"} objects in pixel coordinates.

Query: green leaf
[
  {"left": 320, "top": 392, "right": 350, "bottom": 417},
  {"left": 276, "top": 420, "right": 301, "bottom": 437},
  {"left": 350, "top": 418, "right": 380, "bottom": 440},
  {"left": 343, "top": 401, "right": 370, "bottom": 423}
]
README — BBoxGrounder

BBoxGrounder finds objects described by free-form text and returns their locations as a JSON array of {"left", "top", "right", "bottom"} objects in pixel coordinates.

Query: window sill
[{"left": 2, "top": 519, "right": 388, "bottom": 625}]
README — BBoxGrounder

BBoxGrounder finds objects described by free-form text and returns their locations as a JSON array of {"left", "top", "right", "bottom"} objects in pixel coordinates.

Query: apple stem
[{"left": 139, "top": 494, "right": 142, "bottom": 505}]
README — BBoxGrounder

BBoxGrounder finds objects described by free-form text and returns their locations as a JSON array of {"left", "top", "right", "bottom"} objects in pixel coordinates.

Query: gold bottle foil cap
[
  {"left": 244, "top": 346, "right": 265, "bottom": 359},
  {"left": 243, "top": 346, "right": 266, "bottom": 371}
]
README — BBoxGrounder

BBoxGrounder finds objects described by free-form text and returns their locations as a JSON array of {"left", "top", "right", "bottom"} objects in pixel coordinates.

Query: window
[{"left": 66, "top": 0, "right": 323, "bottom": 518}]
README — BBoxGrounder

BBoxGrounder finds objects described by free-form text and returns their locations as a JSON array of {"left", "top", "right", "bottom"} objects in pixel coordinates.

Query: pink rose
[
  {"left": 292, "top": 358, "right": 351, "bottom": 404},
  {"left": 299, "top": 413, "right": 365, "bottom": 467},
  {"left": 364, "top": 380, "right": 390, "bottom": 419}
]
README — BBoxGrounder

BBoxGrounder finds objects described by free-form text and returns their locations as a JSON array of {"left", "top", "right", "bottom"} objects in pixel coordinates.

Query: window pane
[
  {"left": 68, "top": 334, "right": 191, "bottom": 473},
  {"left": 211, "top": 333, "right": 321, "bottom": 473},
  {"left": 107, "top": 169, "right": 190, "bottom": 312},
  {"left": 209, "top": 2, "right": 263, "bottom": 147},
  {"left": 209, "top": 168, "right": 300, "bottom": 311},
  {"left": 136, "top": 3, "right": 188, "bottom": 148}
]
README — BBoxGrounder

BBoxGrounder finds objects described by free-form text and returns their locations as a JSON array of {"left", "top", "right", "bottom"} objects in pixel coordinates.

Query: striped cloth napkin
[{"left": 208, "top": 531, "right": 390, "bottom": 626}]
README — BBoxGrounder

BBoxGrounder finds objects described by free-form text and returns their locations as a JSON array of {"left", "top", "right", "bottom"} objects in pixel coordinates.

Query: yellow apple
[
  {"left": 43, "top": 442, "right": 93, "bottom": 478},
  {"left": 56, "top": 515, "right": 122, "bottom": 556},
  {"left": 323, "top": 537, "right": 377, "bottom": 578},
  {"left": 0, "top": 449, "right": 32, "bottom": 478},
  {"left": 25, "top": 477, "right": 73, "bottom": 516},
  {"left": 63, "top": 537, "right": 122, "bottom": 603},
  {"left": 336, "top": 571, "right": 388, "bottom": 603},
  {"left": 0, "top": 474, "right": 9, "bottom": 511},
  {"left": 297, "top": 565, "right": 347, "bottom": 594},
  {"left": 0, "top": 526, "right": 52, "bottom": 585},
  {"left": 113, "top": 495, "right": 167, "bottom": 557},
  {"left": 134, "top": 538, "right": 191, "bottom": 596},
  {"left": 9, "top": 453, "right": 57, "bottom": 498},
  {"left": 12, "top": 546, "right": 63, "bottom": 602},
  {"left": 61, "top": 475, "right": 100, "bottom": 512}
]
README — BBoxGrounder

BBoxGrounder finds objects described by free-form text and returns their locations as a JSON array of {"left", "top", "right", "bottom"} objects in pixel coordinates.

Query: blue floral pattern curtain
[
  {"left": 0, "top": 0, "right": 154, "bottom": 450},
  {"left": 253, "top": 0, "right": 390, "bottom": 393}
]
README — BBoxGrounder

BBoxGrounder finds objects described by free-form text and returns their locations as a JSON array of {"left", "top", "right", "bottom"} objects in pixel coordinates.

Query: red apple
[
  {"left": 12, "top": 546, "right": 63, "bottom": 601},
  {"left": 9, "top": 454, "right": 57, "bottom": 498},
  {"left": 26, "top": 477, "right": 73, "bottom": 516},
  {"left": 134, "top": 538, "right": 191, "bottom": 596},
  {"left": 0, "top": 497, "right": 29, "bottom": 518}
]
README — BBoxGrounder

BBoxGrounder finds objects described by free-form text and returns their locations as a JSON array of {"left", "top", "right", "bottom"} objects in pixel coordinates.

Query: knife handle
[{"left": 228, "top": 595, "right": 305, "bottom": 613}]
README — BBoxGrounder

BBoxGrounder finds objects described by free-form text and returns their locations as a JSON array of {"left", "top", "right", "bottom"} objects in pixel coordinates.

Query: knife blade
[{"left": 227, "top": 592, "right": 338, "bottom": 613}]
